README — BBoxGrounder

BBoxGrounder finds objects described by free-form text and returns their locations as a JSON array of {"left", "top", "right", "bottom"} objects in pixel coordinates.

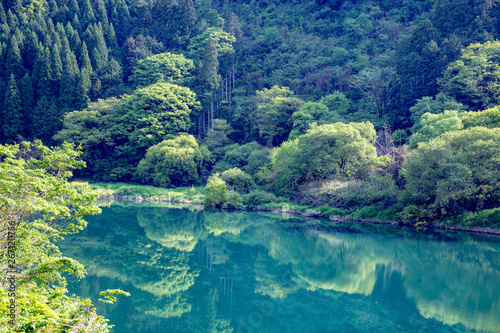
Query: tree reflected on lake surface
[{"left": 59, "top": 203, "right": 500, "bottom": 333}]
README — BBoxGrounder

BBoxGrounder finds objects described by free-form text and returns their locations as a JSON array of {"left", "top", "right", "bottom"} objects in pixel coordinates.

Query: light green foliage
[
  {"left": 203, "top": 174, "right": 229, "bottom": 208},
  {"left": 270, "top": 122, "right": 383, "bottom": 196},
  {"left": 409, "top": 93, "right": 465, "bottom": 132},
  {"left": 297, "top": 122, "right": 381, "bottom": 180},
  {"left": 289, "top": 102, "right": 328, "bottom": 140},
  {"left": 409, "top": 110, "right": 464, "bottom": 148},
  {"left": 187, "top": 27, "right": 235, "bottom": 61},
  {"left": 204, "top": 119, "right": 232, "bottom": 161},
  {"left": 461, "top": 106, "right": 500, "bottom": 129},
  {"left": 0, "top": 141, "right": 122, "bottom": 332},
  {"left": 130, "top": 52, "right": 194, "bottom": 88},
  {"left": 203, "top": 174, "right": 242, "bottom": 209},
  {"left": 439, "top": 41, "right": 500, "bottom": 110},
  {"left": 401, "top": 127, "right": 500, "bottom": 222},
  {"left": 269, "top": 138, "right": 301, "bottom": 196},
  {"left": 121, "top": 83, "right": 199, "bottom": 145},
  {"left": 135, "top": 134, "right": 212, "bottom": 188},
  {"left": 254, "top": 86, "right": 304, "bottom": 146},
  {"left": 320, "top": 91, "right": 350, "bottom": 120},
  {"left": 220, "top": 168, "right": 256, "bottom": 194},
  {"left": 56, "top": 82, "right": 200, "bottom": 180}
]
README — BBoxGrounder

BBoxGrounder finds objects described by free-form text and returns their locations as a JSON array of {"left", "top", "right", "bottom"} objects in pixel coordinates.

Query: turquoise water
[{"left": 58, "top": 203, "right": 500, "bottom": 333}]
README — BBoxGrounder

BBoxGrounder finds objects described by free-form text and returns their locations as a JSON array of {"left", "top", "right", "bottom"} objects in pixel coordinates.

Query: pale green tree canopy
[
  {"left": 187, "top": 27, "right": 236, "bottom": 61},
  {"left": 135, "top": 134, "right": 212, "bottom": 187},
  {"left": 254, "top": 85, "right": 304, "bottom": 146},
  {"left": 0, "top": 141, "right": 127, "bottom": 332},
  {"left": 401, "top": 127, "right": 500, "bottom": 221},
  {"left": 130, "top": 52, "right": 194, "bottom": 88},
  {"left": 439, "top": 41, "right": 500, "bottom": 110}
]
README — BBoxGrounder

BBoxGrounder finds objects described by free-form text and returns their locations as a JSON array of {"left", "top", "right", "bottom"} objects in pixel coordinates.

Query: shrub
[
  {"left": 203, "top": 174, "right": 243, "bottom": 209},
  {"left": 203, "top": 174, "right": 228, "bottom": 208},
  {"left": 243, "top": 190, "right": 279, "bottom": 208},
  {"left": 135, "top": 134, "right": 212, "bottom": 187},
  {"left": 296, "top": 175, "right": 400, "bottom": 209},
  {"left": 220, "top": 168, "right": 257, "bottom": 194}
]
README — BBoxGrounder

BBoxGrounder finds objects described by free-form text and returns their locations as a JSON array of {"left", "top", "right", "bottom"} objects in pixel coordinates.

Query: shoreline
[{"left": 97, "top": 195, "right": 500, "bottom": 237}]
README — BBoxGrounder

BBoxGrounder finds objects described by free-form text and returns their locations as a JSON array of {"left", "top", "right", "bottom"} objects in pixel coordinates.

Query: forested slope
[{"left": 2, "top": 0, "right": 500, "bottom": 225}]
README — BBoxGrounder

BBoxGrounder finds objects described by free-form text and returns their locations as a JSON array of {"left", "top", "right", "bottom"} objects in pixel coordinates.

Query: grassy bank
[
  {"left": 72, "top": 181, "right": 205, "bottom": 204},
  {"left": 73, "top": 181, "right": 499, "bottom": 234},
  {"left": 73, "top": 180, "right": 398, "bottom": 222}
]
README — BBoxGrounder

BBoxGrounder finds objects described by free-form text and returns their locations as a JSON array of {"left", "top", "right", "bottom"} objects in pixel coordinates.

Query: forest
[
  {"left": 2, "top": 0, "right": 500, "bottom": 225},
  {"left": 1, "top": 0, "right": 500, "bottom": 331}
]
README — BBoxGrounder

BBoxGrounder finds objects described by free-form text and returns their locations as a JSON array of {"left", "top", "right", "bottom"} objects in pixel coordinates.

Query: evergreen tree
[
  {"left": 48, "top": 0, "right": 59, "bottom": 18},
  {"left": 60, "top": 39, "right": 81, "bottom": 108},
  {"left": 31, "top": 96, "right": 60, "bottom": 144},
  {"left": 201, "top": 36, "right": 220, "bottom": 93},
  {"left": 81, "top": 0, "right": 96, "bottom": 28},
  {"left": 7, "top": 9, "right": 18, "bottom": 29},
  {"left": 2, "top": 74, "right": 24, "bottom": 143},
  {"left": 105, "top": 23, "right": 119, "bottom": 51},
  {"left": 79, "top": 41, "right": 93, "bottom": 72},
  {"left": 19, "top": 73, "right": 34, "bottom": 135},
  {"left": 91, "top": 24, "right": 108, "bottom": 71},
  {"left": 5, "top": 36, "right": 24, "bottom": 79},
  {"left": 111, "top": 0, "right": 131, "bottom": 43},
  {"left": 66, "top": 22, "right": 81, "bottom": 51},
  {"left": 80, "top": 67, "right": 91, "bottom": 102},
  {"left": 33, "top": 46, "right": 53, "bottom": 99},
  {"left": 0, "top": 2, "right": 6, "bottom": 25},
  {"left": 24, "top": 30, "right": 40, "bottom": 72},
  {"left": 68, "top": 0, "right": 80, "bottom": 17},
  {"left": 200, "top": 36, "right": 220, "bottom": 130},
  {"left": 96, "top": 0, "right": 109, "bottom": 25},
  {"left": 72, "top": 13, "right": 81, "bottom": 32},
  {"left": 51, "top": 43, "right": 63, "bottom": 95}
]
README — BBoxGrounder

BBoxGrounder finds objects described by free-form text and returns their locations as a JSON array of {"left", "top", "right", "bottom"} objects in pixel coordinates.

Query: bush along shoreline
[{"left": 75, "top": 180, "right": 500, "bottom": 236}]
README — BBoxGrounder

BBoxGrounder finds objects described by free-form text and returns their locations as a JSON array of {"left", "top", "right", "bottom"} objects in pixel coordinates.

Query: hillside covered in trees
[{"left": 2, "top": 0, "right": 500, "bottom": 226}]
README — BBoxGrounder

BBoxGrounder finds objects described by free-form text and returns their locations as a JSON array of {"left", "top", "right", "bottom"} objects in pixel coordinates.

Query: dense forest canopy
[{"left": 1, "top": 0, "right": 500, "bottom": 224}]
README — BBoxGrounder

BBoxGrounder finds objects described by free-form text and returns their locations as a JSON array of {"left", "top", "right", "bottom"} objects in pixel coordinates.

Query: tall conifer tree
[
  {"left": 5, "top": 36, "right": 24, "bottom": 79},
  {"left": 2, "top": 74, "right": 24, "bottom": 143}
]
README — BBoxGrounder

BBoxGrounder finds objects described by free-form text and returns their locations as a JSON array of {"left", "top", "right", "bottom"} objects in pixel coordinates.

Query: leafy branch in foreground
[{"left": 0, "top": 141, "right": 126, "bottom": 332}]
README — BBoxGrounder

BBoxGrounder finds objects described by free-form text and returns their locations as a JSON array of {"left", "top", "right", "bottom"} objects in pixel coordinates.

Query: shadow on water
[{"left": 59, "top": 202, "right": 500, "bottom": 333}]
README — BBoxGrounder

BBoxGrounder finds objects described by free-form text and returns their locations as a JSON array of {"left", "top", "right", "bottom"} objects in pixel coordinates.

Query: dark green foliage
[
  {"left": 31, "top": 96, "right": 60, "bottom": 145},
  {"left": 5, "top": 35, "right": 24, "bottom": 79},
  {"left": 216, "top": 141, "right": 269, "bottom": 175},
  {"left": 19, "top": 73, "right": 34, "bottom": 130},
  {"left": 204, "top": 119, "right": 232, "bottom": 161},
  {"left": 2, "top": 74, "right": 23, "bottom": 142},
  {"left": 243, "top": 190, "right": 279, "bottom": 208}
]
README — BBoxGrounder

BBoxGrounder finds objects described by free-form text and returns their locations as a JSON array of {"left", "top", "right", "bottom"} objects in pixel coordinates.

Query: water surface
[{"left": 59, "top": 202, "right": 500, "bottom": 333}]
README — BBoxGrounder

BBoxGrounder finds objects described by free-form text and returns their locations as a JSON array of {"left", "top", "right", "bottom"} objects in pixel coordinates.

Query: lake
[{"left": 58, "top": 202, "right": 500, "bottom": 333}]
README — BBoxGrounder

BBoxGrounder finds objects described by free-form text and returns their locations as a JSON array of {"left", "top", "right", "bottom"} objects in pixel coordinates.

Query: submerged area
[{"left": 58, "top": 202, "right": 500, "bottom": 333}]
